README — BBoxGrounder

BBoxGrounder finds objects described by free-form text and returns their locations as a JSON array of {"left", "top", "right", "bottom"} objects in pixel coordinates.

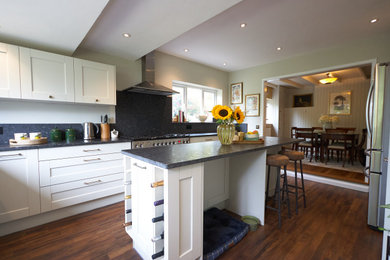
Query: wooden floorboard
[
  {"left": 0, "top": 178, "right": 381, "bottom": 259},
  {"left": 287, "top": 162, "right": 367, "bottom": 185}
]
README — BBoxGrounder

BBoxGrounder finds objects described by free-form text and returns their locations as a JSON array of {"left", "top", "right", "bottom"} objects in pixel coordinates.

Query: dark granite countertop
[
  {"left": 0, "top": 138, "right": 132, "bottom": 152},
  {"left": 122, "top": 136, "right": 300, "bottom": 169}
]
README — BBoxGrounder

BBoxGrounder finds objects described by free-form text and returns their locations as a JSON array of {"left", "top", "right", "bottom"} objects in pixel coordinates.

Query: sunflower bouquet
[{"left": 211, "top": 105, "right": 245, "bottom": 124}]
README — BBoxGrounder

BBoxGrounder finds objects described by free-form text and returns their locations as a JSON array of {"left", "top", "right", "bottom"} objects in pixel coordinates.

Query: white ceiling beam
[
  {"left": 301, "top": 76, "right": 318, "bottom": 85},
  {"left": 279, "top": 79, "right": 305, "bottom": 88},
  {"left": 357, "top": 67, "right": 369, "bottom": 79}
]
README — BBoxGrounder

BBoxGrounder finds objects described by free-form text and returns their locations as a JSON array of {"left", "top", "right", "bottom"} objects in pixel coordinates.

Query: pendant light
[{"left": 319, "top": 73, "right": 338, "bottom": 84}]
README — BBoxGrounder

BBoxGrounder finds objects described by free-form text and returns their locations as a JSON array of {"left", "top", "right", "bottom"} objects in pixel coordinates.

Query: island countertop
[{"left": 121, "top": 136, "right": 300, "bottom": 169}]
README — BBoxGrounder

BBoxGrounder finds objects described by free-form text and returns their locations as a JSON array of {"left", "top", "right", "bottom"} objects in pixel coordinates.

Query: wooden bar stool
[
  {"left": 265, "top": 154, "right": 291, "bottom": 228},
  {"left": 280, "top": 150, "right": 307, "bottom": 214}
]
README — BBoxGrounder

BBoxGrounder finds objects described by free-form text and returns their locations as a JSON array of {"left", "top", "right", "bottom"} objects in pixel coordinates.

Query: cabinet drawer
[
  {"left": 38, "top": 142, "right": 130, "bottom": 161},
  {"left": 39, "top": 153, "right": 123, "bottom": 187},
  {"left": 40, "top": 172, "right": 123, "bottom": 212}
]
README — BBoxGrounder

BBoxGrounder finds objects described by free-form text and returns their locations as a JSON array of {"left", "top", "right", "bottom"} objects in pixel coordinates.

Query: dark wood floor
[
  {"left": 0, "top": 178, "right": 381, "bottom": 260},
  {"left": 287, "top": 162, "right": 367, "bottom": 185}
]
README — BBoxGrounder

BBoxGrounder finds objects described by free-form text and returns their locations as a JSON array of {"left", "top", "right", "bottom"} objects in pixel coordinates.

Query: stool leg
[
  {"left": 300, "top": 160, "right": 307, "bottom": 208},
  {"left": 276, "top": 167, "right": 281, "bottom": 228},
  {"left": 266, "top": 165, "right": 271, "bottom": 201},
  {"left": 294, "top": 160, "right": 299, "bottom": 215},
  {"left": 283, "top": 165, "right": 291, "bottom": 218}
]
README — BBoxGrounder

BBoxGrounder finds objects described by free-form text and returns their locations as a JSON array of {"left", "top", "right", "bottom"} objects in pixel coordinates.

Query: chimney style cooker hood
[{"left": 122, "top": 52, "right": 178, "bottom": 96}]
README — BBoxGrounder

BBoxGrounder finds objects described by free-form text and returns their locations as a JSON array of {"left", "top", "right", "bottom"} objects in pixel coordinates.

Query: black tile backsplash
[{"left": 0, "top": 91, "right": 247, "bottom": 144}]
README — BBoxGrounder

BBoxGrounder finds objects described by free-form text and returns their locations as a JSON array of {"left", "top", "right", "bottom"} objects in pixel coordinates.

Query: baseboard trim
[{"left": 286, "top": 170, "right": 369, "bottom": 192}]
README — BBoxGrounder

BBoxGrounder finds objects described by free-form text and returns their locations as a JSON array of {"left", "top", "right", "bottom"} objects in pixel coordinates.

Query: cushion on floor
[{"left": 203, "top": 207, "right": 249, "bottom": 260}]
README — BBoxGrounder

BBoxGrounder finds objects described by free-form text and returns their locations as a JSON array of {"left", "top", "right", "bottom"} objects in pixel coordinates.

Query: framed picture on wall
[
  {"left": 231, "top": 82, "right": 243, "bottom": 104},
  {"left": 293, "top": 94, "right": 313, "bottom": 107},
  {"left": 329, "top": 91, "right": 351, "bottom": 115},
  {"left": 245, "top": 94, "right": 260, "bottom": 117}
]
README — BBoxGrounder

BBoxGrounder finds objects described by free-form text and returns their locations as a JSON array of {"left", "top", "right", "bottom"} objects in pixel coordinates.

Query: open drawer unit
[{"left": 39, "top": 143, "right": 130, "bottom": 212}]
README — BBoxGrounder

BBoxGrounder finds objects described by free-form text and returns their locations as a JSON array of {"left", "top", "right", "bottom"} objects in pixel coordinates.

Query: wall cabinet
[
  {"left": 0, "top": 43, "right": 20, "bottom": 99},
  {"left": 20, "top": 47, "right": 75, "bottom": 102},
  {"left": 0, "top": 41, "right": 116, "bottom": 105},
  {"left": 0, "top": 150, "right": 40, "bottom": 224},
  {"left": 74, "top": 58, "right": 116, "bottom": 105}
]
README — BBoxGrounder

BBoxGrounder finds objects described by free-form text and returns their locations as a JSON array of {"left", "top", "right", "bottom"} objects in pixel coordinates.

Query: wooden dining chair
[
  {"left": 354, "top": 129, "right": 367, "bottom": 166},
  {"left": 296, "top": 132, "right": 318, "bottom": 162},
  {"left": 322, "top": 133, "right": 356, "bottom": 167}
]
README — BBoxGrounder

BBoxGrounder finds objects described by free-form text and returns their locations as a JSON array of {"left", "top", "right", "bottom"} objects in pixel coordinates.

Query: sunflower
[
  {"left": 211, "top": 105, "right": 222, "bottom": 119},
  {"left": 214, "top": 105, "right": 232, "bottom": 120},
  {"left": 233, "top": 106, "right": 245, "bottom": 124}
]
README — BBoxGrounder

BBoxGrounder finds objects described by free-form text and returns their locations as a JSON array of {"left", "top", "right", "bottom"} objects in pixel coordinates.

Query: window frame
[{"left": 172, "top": 81, "right": 218, "bottom": 123}]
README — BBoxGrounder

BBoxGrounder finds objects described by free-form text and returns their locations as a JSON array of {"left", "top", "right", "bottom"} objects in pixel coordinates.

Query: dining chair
[
  {"left": 354, "top": 129, "right": 367, "bottom": 166},
  {"left": 322, "top": 133, "right": 356, "bottom": 167},
  {"left": 296, "top": 132, "right": 318, "bottom": 162}
]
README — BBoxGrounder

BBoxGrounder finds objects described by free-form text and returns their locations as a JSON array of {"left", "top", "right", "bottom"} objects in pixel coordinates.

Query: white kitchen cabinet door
[
  {"left": 0, "top": 43, "right": 20, "bottom": 98},
  {"left": 20, "top": 47, "right": 74, "bottom": 102},
  {"left": 0, "top": 150, "right": 40, "bottom": 224},
  {"left": 74, "top": 58, "right": 116, "bottom": 105}
]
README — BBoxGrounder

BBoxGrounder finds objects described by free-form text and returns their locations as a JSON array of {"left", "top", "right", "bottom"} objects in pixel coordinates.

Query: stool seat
[
  {"left": 267, "top": 154, "right": 289, "bottom": 167},
  {"left": 281, "top": 150, "right": 305, "bottom": 161}
]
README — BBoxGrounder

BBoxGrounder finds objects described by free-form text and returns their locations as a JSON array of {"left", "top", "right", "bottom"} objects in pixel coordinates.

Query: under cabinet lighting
[
  {"left": 276, "top": 47, "right": 282, "bottom": 51},
  {"left": 370, "top": 18, "right": 378, "bottom": 23},
  {"left": 122, "top": 33, "right": 131, "bottom": 38},
  {"left": 240, "top": 23, "right": 247, "bottom": 28},
  {"left": 184, "top": 49, "right": 189, "bottom": 52},
  {"left": 223, "top": 62, "right": 227, "bottom": 66}
]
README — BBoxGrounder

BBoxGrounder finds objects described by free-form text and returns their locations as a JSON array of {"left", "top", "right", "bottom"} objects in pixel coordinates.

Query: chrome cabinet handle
[
  {"left": 83, "top": 158, "right": 101, "bottom": 162},
  {"left": 83, "top": 148, "right": 101, "bottom": 152},
  {"left": 0, "top": 153, "right": 22, "bottom": 158},
  {"left": 133, "top": 163, "right": 147, "bottom": 170},
  {"left": 84, "top": 180, "right": 102, "bottom": 185}
]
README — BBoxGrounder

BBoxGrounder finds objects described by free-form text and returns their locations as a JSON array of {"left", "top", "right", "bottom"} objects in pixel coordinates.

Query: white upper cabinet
[
  {"left": 20, "top": 47, "right": 75, "bottom": 102},
  {"left": 74, "top": 58, "right": 116, "bottom": 105},
  {"left": 0, "top": 43, "right": 21, "bottom": 99}
]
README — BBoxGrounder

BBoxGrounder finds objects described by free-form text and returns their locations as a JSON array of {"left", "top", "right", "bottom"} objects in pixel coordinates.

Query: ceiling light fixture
[
  {"left": 276, "top": 47, "right": 282, "bottom": 51},
  {"left": 184, "top": 48, "right": 189, "bottom": 52},
  {"left": 240, "top": 23, "right": 246, "bottom": 28},
  {"left": 122, "top": 33, "right": 131, "bottom": 38},
  {"left": 223, "top": 62, "right": 227, "bottom": 66},
  {"left": 319, "top": 73, "right": 338, "bottom": 84},
  {"left": 370, "top": 18, "right": 378, "bottom": 23}
]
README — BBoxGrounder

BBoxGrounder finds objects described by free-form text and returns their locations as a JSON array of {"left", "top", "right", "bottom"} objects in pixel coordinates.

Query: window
[{"left": 172, "top": 81, "right": 218, "bottom": 122}]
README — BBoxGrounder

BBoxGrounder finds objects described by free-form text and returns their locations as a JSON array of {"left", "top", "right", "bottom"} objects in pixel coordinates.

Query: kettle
[{"left": 82, "top": 122, "right": 99, "bottom": 140}]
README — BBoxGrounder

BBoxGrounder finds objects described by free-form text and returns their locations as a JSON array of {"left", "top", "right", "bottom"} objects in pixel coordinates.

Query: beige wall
[
  {"left": 229, "top": 33, "right": 390, "bottom": 134},
  {"left": 280, "top": 78, "right": 370, "bottom": 138},
  {"left": 155, "top": 51, "right": 229, "bottom": 104}
]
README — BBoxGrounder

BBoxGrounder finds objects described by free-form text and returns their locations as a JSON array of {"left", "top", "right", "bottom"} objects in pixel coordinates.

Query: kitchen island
[{"left": 122, "top": 137, "right": 299, "bottom": 260}]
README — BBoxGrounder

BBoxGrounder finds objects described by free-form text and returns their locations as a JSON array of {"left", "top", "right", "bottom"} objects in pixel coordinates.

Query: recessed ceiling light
[
  {"left": 370, "top": 18, "right": 378, "bottom": 23},
  {"left": 122, "top": 33, "right": 131, "bottom": 38},
  {"left": 240, "top": 23, "right": 247, "bottom": 28},
  {"left": 276, "top": 47, "right": 282, "bottom": 51},
  {"left": 184, "top": 49, "right": 189, "bottom": 52},
  {"left": 223, "top": 62, "right": 227, "bottom": 66}
]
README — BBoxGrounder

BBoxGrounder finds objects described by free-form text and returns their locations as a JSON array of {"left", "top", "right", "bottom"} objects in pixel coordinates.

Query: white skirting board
[
  {"left": 0, "top": 193, "right": 123, "bottom": 237},
  {"left": 286, "top": 170, "right": 369, "bottom": 192}
]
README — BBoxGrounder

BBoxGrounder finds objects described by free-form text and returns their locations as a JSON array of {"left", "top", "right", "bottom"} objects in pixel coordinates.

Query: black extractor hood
[{"left": 122, "top": 52, "right": 178, "bottom": 96}]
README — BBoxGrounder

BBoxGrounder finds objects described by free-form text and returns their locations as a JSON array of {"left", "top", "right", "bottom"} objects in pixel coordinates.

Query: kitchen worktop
[
  {"left": 0, "top": 133, "right": 217, "bottom": 152},
  {"left": 122, "top": 136, "right": 299, "bottom": 169},
  {"left": 0, "top": 138, "right": 132, "bottom": 152}
]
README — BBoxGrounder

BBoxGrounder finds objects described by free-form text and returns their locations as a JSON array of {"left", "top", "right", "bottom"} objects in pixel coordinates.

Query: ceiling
[
  {"left": 0, "top": 0, "right": 389, "bottom": 71},
  {"left": 267, "top": 64, "right": 372, "bottom": 88}
]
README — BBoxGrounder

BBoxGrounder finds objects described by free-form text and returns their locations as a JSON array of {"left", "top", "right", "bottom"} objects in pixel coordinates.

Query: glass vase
[{"left": 217, "top": 123, "right": 235, "bottom": 145}]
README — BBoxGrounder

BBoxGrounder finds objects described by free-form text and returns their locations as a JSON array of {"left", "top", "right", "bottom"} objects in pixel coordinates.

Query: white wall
[
  {"left": 280, "top": 78, "right": 370, "bottom": 137},
  {"left": 228, "top": 33, "right": 390, "bottom": 134}
]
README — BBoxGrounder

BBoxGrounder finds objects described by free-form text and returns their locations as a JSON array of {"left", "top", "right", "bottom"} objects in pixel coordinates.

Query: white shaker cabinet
[
  {"left": 74, "top": 58, "right": 116, "bottom": 105},
  {"left": 0, "top": 43, "right": 20, "bottom": 99},
  {"left": 20, "top": 47, "right": 74, "bottom": 102},
  {"left": 0, "top": 150, "right": 40, "bottom": 224}
]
